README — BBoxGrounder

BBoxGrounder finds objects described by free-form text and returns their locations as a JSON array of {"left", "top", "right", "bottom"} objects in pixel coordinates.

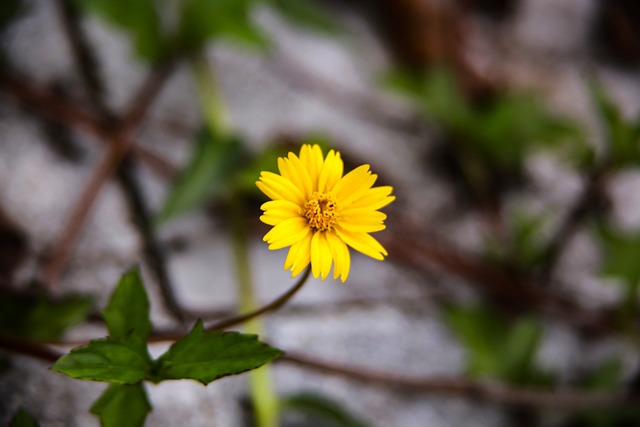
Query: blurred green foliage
[
  {"left": 443, "top": 304, "right": 552, "bottom": 386},
  {"left": 281, "top": 392, "right": 372, "bottom": 427},
  {"left": 0, "top": 291, "right": 93, "bottom": 340},
  {"left": 156, "top": 128, "right": 249, "bottom": 224},
  {"left": 385, "top": 68, "right": 582, "bottom": 176},
  {"left": 590, "top": 79, "right": 640, "bottom": 169},
  {"left": 75, "top": 0, "right": 339, "bottom": 61},
  {"left": 9, "top": 408, "right": 39, "bottom": 427}
]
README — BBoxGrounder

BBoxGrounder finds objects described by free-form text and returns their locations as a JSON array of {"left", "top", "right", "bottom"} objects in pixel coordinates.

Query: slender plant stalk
[{"left": 191, "top": 52, "right": 279, "bottom": 427}]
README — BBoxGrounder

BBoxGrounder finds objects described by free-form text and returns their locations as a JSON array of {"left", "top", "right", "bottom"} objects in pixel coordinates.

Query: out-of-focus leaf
[
  {"left": 90, "top": 383, "right": 151, "bottom": 427},
  {"left": 0, "top": 0, "right": 25, "bottom": 33},
  {"left": 9, "top": 408, "right": 39, "bottom": 427},
  {"left": 156, "top": 128, "right": 249, "bottom": 223},
  {"left": 502, "top": 317, "right": 543, "bottom": 384},
  {"left": 282, "top": 392, "right": 371, "bottom": 427},
  {"left": 103, "top": 267, "right": 151, "bottom": 342},
  {"left": 176, "top": 0, "right": 268, "bottom": 53},
  {"left": 75, "top": 0, "right": 166, "bottom": 61},
  {"left": 581, "top": 359, "right": 621, "bottom": 391},
  {"left": 510, "top": 210, "right": 549, "bottom": 269},
  {"left": 443, "top": 305, "right": 504, "bottom": 377},
  {"left": 52, "top": 335, "right": 152, "bottom": 384},
  {"left": 267, "top": 0, "right": 341, "bottom": 34},
  {"left": 443, "top": 304, "right": 550, "bottom": 385},
  {"left": 597, "top": 224, "right": 640, "bottom": 289},
  {"left": 589, "top": 78, "right": 640, "bottom": 168},
  {"left": 0, "top": 291, "right": 93, "bottom": 340},
  {"left": 385, "top": 68, "right": 582, "bottom": 175},
  {"left": 151, "top": 320, "right": 283, "bottom": 385}
]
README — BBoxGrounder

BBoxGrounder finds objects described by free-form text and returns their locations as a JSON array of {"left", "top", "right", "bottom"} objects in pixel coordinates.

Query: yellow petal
[
  {"left": 278, "top": 156, "right": 312, "bottom": 200},
  {"left": 290, "top": 233, "right": 312, "bottom": 277},
  {"left": 318, "top": 150, "right": 344, "bottom": 193},
  {"left": 344, "top": 186, "right": 395, "bottom": 212},
  {"left": 334, "top": 226, "right": 387, "bottom": 260},
  {"left": 333, "top": 165, "right": 377, "bottom": 207},
  {"left": 300, "top": 144, "right": 324, "bottom": 189},
  {"left": 326, "top": 231, "right": 350, "bottom": 282},
  {"left": 259, "top": 171, "right": 306, "bottom": 204},
  {"left": 264, "top": 217, "right": 310, "bottom": 250}
]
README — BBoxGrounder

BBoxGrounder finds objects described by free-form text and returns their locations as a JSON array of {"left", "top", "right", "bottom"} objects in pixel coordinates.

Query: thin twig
[
  {"left": 149, "top": 267, "right": 312, "bottom": 341},
  {"left": 280, "top": 352, "right": 640, "bottom": 411},
  {"left": 40, "top": 135, "right": 133, "bottom": 288},
  {"left": 116, "top": 156, "right": 186, "bottom": 324}
]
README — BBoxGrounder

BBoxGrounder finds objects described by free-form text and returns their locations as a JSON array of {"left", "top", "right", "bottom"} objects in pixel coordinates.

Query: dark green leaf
[
  {"left": 103, "top": 267, "right": 151, "bottom": 341},
  {"left": 443, "top": 305, "right": 549, "bottom": 385},
  {"left": 580, "top": 359, "right": 621, "bottom": 391},
  {"left": 502, "top": 317, "right": 542, "bottom": 383},
  {"left": 176, "top": 0, "right": 268, "bottom": 53},
  {"left": 152, "top": 320, "right": 283, "bottom": 384},
  {"left": 282, "top": 392, "right": 371, "bottom": 427},
  {"left": 90, "top": 383, "right": 151, "bottom": 427},
  {"left": 52, "top": 335, "right": 152, "bottom": 384},
  {"left": 0, "top": 291, "right": 93, "bottom": 340},
  {"left": 9, "top": 408, "right": 39, "bottom": 427},
  {"left": 0, "top": 0, "right": 25, "bottom": 34},
  {"left": 597, "top": 224, "right": 640, "bottom": 288},
  {"left": 268, "top": 0, "right": 341, "bottom": 34},
  {"left": 156, "top": 129, "right": 248, "bottom": 223},
  {"left": 75, "top": 0, "right": 166, "bottom": 61}
]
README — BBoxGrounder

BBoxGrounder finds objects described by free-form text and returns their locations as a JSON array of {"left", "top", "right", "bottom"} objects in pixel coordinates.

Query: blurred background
[{"left": 2, "top": 0, "right": 640, "bottom": 426}]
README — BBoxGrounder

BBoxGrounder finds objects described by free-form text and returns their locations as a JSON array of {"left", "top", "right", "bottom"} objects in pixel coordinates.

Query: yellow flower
[{"left": 256, "top": 144, "right": 394, "bottom": 282}]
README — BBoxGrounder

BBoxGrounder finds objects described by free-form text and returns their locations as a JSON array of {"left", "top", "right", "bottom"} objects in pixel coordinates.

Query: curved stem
[{"left": 206, "top": 266, "right": 311, "bottom": 332}]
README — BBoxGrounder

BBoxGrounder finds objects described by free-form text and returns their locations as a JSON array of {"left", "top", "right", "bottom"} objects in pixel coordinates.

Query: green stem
[
  {"left": 190, "top": 54, "right": 231, "bottom": 138},
  {"left": 229, "top": 196, "right": 280, "bottom": 427}
]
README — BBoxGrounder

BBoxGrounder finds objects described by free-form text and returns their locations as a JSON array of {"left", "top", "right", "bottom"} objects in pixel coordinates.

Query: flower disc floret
[{"left": 256, "top": 144, "right": 394, "bottom": 282}]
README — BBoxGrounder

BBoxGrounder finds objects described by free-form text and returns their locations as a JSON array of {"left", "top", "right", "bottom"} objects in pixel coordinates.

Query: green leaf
[
  {"left": 597, "top": 224, "right": 640, "bottom": 289},
  {"left": 0, "top": 291, "right": 93, "bottom": 340},
  {"left": 282, "top": 392, "right": 371, "bottom": 427},
  {"left": 502, "top": 317, "right": 542, "bottom": 384},
  {"left": 0, "top": 0, "right": 25, "bottom": 34},
  {"left": 176, "top": 0, "right": 268, "bottom": 53},
  {"left": 443, "top": 305, "right": 549, "bottom": 385},
  {"left": 156, "top": 128, "right": 248, "bottom": 223},
  {"left": 9, "top": 408, "right": 39, "bottom": 427},
  {"left": 90, "top": 383, "right": 151, "bottom": 427},
  {"left": 152, "top": 320, "right": 283, "bottom": 384},
  {"left": 75, "top": 0, "right": 166, "bottom": 61},
  {"left": 52, "top": 335, "right": 152, "bottom": 384},
  {"left": 267, "top": 0, "right": 341, "bottom": 34},
  {"left": 103, "top": 267, "right": 151, "bottom": 342}
]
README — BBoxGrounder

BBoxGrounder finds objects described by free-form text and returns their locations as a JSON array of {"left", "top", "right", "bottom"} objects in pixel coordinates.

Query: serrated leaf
[
  {"left": 52, "top": 335, "right": 152, "bottom": 384},
  {"left": 0, "top": 291, "right": 93, "bottom": 340},
  {"left": 103, "top": 267, "right": 151, "bottom": 342},
  {"left": 156, "top": 129, "right": 248, "bottom": 223},
  {"left": 90, "top": 383, "right": 151, "bottom": 427},
  {"left": 176, "top": 0, "right": 268, "bottom": 53},
  {"left": 9, "top": 408, "right": 39, "bottom": 427},
  {"left": 75, "top": 0, "right": 166, "bottom": 61},
  {"left": 282, "top": 392, "right": 371, "bottom": 427},
  {"left": 268, "top": 0, "right": 341, "bottom": 34},
  {"left": 152, "top": 320, "right": 283, "bottom": 384}
]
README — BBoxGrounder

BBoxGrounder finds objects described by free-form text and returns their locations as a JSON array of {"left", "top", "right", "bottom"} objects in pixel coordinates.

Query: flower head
[{"left": 256, "top": 144, "right": 394, "bottom": 282}]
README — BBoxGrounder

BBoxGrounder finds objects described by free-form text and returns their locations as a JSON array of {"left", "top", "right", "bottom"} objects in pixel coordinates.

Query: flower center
[{"left": 304, "top": 191, "right": 338, "bottom": 232}]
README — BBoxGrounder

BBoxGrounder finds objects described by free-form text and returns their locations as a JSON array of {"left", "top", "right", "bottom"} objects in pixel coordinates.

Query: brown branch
[
  {"left": 379, "top": 226, "right": 611, "bottom": 334},
  {"left": 280, "top": 352, "right": 640, "bottom": 411},
  {"left": 0, "top": 73, "right": 107, "bottom": 138},
  {"left": 39, "top": 135, "right": 133, "bottom": 288},
  {"left": 0, "top": 336, "right": 62, "bottom": 363}
]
